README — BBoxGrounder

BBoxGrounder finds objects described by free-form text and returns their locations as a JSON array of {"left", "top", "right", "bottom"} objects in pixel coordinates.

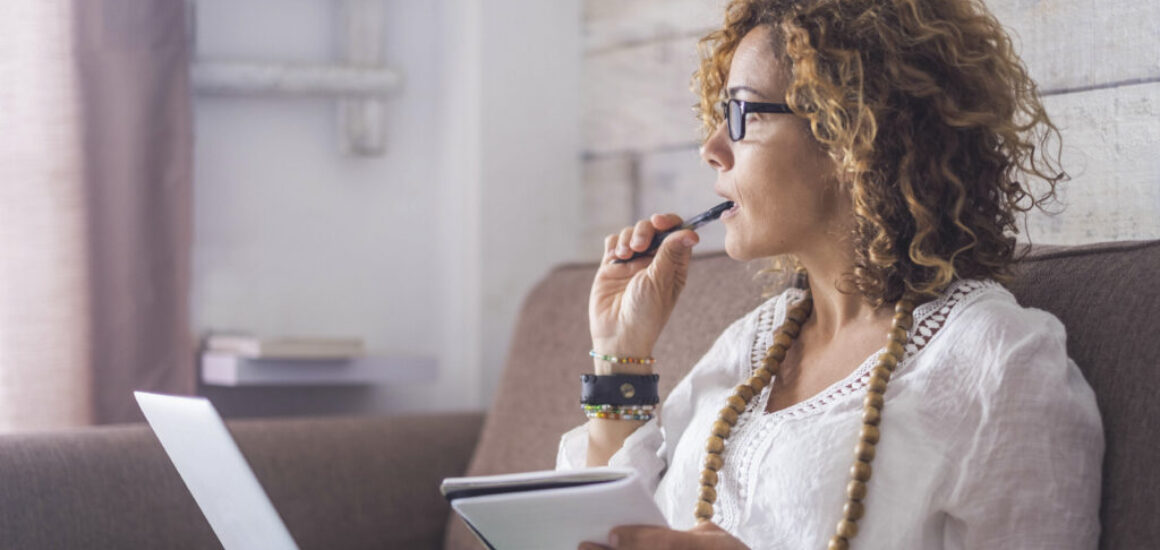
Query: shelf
[
  {"left": 200, "top": 353, "right": 436, "bottom": 387},
  {"left": 191, "top": 62, "right": 402, "bottom": 96},
  {"left": 187, "top": 0, "right": 400, "bottom": 155}
]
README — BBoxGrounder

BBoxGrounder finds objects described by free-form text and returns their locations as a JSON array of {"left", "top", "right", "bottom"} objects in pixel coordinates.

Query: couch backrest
[
  {"left": 0, "top": 414, "right": 483, "bottom": 550},
  {"left": 1004, "top": 241, "right": 1160, "bottom": 549},
  {"left": 447, "top": 240, "right": 1160, "bottom": 550}
]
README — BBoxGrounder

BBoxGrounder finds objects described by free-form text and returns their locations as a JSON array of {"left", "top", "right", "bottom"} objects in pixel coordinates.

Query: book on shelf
[
  {"left": 204, "top": 334, "right": 364, "bottom": 360},
  {"left": 440, "top": 467, "right": 666, "bottom": 550}
]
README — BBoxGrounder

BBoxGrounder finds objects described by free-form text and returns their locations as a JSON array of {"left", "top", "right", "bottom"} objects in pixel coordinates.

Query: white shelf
[
  {"left": 200, "top": 353, "right": 436, "bottom": 387},
  {"left": 191, "top": 62, "right": 402, "bottom": 96}
]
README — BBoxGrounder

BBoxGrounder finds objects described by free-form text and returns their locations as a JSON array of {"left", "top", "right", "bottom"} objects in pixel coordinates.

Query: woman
[{"left": 559, "top": 0, "right": 1104, "bottom": 549}]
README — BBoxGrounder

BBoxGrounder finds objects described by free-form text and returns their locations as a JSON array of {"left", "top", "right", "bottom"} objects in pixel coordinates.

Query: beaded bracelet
[
  {"left": 582, "top": 403, "right": 656, "bottom": 421},
  {"left": 589, "top": 350, "right": 656, "bottom": 365},
  {"left": 582, "top": 404, "right": 656, "bottom": 413},
  {"left": 585, "top": 410, "right": 655, "bottom": 421},
  {"left": 587, "top": 411, "right": 654, "bottom": 421}
]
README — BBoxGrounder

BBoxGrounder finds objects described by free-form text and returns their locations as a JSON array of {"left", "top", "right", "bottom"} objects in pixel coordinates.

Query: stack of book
[
  {"left": 201, "top": 334, "right": 368, "bottom": 386},
  {"left": 204, "top": 334, "right": 365, "bottom": 360}
]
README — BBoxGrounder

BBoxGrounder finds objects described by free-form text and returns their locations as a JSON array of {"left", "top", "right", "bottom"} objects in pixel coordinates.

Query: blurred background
[{"left": 1, "top": 0, "right": 1157, "bottom": 431}]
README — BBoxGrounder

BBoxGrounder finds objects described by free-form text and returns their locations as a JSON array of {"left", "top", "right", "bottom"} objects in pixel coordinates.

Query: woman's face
[{"left": 702, "top": 25, "right": 847, "bottom": 262}]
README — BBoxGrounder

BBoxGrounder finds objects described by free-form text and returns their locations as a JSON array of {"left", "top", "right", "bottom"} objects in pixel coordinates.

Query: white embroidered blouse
[{"left": 557, "top": 279, "right": 1104, "bottom": 549}]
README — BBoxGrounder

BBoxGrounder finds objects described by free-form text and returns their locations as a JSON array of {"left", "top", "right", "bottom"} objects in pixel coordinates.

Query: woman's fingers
[
  {"left": 578, "top": 543, "right": 612, "bottom": 550},
  {"left": 606, "top": 522, "right": 745, "bottom": 550},
  {"left": 603, "top": 233, "right": 618, "bottom": 261},
  {"left": 649, "top": 228, "right": 697, "bottom": 290},
  {"left": 651, "top": 212, "right": 685, "bottom": 231},
  {"left": 610, "top": 525, "right": 688, "bottom": 549},
  {"left": 630, "top": 219, "right": 656, "bottom": 252},
  {"left": 688, "top": 521, "right": 729, "bottom": 534},
  {"left": 606, "top": 214, "right": 685, "bottom": 262},
  {"left": 614, "top": 226, "right": 635, "bottom": 259}
]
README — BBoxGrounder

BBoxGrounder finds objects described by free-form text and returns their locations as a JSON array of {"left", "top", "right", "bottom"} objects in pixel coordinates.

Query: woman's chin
[
  {"left": 725, "top": 233, "right": 784, "bottom": 262},
  {"left": 723, "top": 238, "right": 755, "bottom": 261}
]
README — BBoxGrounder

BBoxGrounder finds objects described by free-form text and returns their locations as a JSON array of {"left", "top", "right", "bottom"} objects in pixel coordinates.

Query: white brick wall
[{"left": 579, "top": 0, "right": 1160, "bottom": 259}]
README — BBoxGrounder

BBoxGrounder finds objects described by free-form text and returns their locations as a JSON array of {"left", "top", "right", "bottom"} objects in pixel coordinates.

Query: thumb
[{"left": 647, "top": 229, "right": 697, "bottom": 287}]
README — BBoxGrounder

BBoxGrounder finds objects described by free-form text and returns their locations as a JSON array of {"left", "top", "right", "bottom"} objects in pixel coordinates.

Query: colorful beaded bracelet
[
  {"left": 582, "top": 403, "right": 656, "bottom": 421},
  {"left": 585, "top": 410, "right": 655, "bottom": 421},
  {"left": 582, "top": 404, "right": 656, "bottom": 413},
  {"left": 588, "top": 350, "right": 656, "bottom": 365}
]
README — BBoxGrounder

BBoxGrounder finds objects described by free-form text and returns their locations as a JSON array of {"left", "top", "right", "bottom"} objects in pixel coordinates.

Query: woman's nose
[{"left": 699, "top": 122, "right": 733, "bottom": 172}]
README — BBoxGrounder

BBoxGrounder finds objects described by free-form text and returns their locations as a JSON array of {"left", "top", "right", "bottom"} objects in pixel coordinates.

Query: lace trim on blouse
[{"left": 714, "top": 279, "right": 1001, "bottom": 528}]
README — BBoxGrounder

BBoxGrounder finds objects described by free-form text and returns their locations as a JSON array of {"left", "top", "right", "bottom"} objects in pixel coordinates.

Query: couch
[{"left": 2, "top": 241, "right": 1158, "bottom": 549}]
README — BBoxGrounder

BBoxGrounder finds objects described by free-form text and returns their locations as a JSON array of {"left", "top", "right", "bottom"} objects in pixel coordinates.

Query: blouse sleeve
[
  {"left": 940, "top": 300, "right": 1104, "bottom": 550},
  {"left": 555, "top": 418, "right": 667, "bottom": 493}
]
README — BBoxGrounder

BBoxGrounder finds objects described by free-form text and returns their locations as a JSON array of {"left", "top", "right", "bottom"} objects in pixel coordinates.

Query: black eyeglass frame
[{"left": 721, "top": 99, "right": 793, "bottom": 141}]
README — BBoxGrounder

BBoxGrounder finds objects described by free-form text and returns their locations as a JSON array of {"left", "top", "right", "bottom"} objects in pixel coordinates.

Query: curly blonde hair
[{"left": 695, "top": 0, "right": 1066, "bottom": 304}]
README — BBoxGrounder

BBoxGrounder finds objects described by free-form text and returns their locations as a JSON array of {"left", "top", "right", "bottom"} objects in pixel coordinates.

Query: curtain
[{"left": 0, "top": 0, "right": 193, "bottom": 431}]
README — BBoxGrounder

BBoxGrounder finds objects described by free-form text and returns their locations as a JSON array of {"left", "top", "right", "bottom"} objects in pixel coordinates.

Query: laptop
[{"left": 134, "top": 391, "right": 300, "bottom": 550}]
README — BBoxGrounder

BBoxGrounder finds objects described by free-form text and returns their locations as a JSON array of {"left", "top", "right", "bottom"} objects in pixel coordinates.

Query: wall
[
  {"left": 579, "top": 0, "right": 1160, "bottom": 251},
  {"left": 191, "top": 0, "right": 580, "bottom": 416},
  {"left": 478, "top": 0, "right": 583, "bottom": 407}
]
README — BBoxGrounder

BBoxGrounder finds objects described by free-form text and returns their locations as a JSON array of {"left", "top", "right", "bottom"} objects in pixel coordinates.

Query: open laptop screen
[{"left": 135, "top": 392, "right": 299, "bottom": 550}]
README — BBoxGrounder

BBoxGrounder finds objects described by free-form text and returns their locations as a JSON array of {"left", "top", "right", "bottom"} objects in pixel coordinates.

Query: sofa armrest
[{"left": 0, "top": 411, "right": 485, "bottom": 550}]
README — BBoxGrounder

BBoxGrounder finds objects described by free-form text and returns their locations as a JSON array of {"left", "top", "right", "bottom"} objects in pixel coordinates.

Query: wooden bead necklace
[{"left": 695, "top": 289, "right": 918, "bottom": 550}]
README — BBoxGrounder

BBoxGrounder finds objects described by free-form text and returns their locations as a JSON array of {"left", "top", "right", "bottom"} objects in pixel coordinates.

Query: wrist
[
  {"left": 589, "top": 348, "right": 656, "bottom": 375},
  {"left": 590, "top": 338, "right": 652, "bottom": 359},
  {"left": 593, "top": 358, "right": 653, "bottom": 375}
]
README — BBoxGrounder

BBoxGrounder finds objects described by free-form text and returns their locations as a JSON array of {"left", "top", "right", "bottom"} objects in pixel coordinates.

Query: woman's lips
[{"left": 721, "top": 201, "right": 740, "bottom": 219}]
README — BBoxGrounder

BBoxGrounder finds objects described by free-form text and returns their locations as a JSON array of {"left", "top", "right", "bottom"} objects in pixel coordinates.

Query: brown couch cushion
[
  {"left": 446, "top": 240, "right": 1160, "bottom": 550},
  {"left": 1006, "top": 240, "right": 1160, "bottom": 549},
  {"left": 0, "top": 413, "right": 483, "bottom": 550}
]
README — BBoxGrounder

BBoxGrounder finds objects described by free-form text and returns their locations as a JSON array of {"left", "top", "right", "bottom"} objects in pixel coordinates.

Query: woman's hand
[
  {"left": 578, "top": 521, "right": 749, "bottom": 550},
  {"left": 589, "top": 214, "right": 699, "bottom": 372}
]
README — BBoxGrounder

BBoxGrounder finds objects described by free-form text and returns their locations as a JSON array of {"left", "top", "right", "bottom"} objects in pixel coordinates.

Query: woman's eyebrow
[{"left": 727, "top": 85, "right": 768, "bottom": 99}]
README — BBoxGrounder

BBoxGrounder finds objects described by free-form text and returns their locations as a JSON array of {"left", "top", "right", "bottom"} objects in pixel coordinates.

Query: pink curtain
[{"left": 0, "top": 0, "right": 193, "bottom": 431}]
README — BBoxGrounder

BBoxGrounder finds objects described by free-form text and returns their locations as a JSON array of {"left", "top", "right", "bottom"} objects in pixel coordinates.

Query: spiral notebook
[{"left": 441, "top": 467, "right": 667, "bottom": 550}]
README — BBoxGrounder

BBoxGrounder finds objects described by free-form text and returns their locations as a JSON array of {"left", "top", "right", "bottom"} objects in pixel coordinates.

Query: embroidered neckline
[{"left": 746, "top": 279, "right": 1000, "bottom": 420}]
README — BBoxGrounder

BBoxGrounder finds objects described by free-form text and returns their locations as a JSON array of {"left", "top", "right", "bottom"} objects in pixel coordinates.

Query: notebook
[
  {"left": 134, "top": 391, "right": 299, "bottom": 550},
  {"left": 442, "top": 467, "right": 668, "bottom": 550}
]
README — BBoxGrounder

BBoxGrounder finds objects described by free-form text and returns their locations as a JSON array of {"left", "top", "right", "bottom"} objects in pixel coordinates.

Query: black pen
[{"left": 613, "top": 200, "right": 735, "bottom": 264}]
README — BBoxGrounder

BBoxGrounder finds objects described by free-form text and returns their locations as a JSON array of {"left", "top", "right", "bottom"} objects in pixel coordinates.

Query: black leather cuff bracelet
[{"left": 580, "top": 374, "right": 660, "bottom": 406}]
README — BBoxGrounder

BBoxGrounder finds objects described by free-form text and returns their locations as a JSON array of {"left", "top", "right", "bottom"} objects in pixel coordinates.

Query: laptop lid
[{"left": 134, "top": 391, "right": 299, "bottom": 550}]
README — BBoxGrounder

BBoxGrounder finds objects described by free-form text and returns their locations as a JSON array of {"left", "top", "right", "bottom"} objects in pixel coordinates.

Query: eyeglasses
[{"left": 720, "top": 99, "right": 793, "bottom": 141}]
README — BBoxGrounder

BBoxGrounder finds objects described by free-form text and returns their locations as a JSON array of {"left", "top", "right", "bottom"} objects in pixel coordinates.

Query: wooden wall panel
[
  {"left": 584, "top": 0, "right": 720, "bottom": 52},
  {"left": 1025, "top": 81, "right": 1160, "bottom": 243},
  {"left": 989, "top": 1, "right": 1160, "bottom": 94},
  {"left": 583, "top": 37, "right": 704, "bottom": 154},
  {"left": 581, "top": 154, "right": 636, "bottom": 251}
]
